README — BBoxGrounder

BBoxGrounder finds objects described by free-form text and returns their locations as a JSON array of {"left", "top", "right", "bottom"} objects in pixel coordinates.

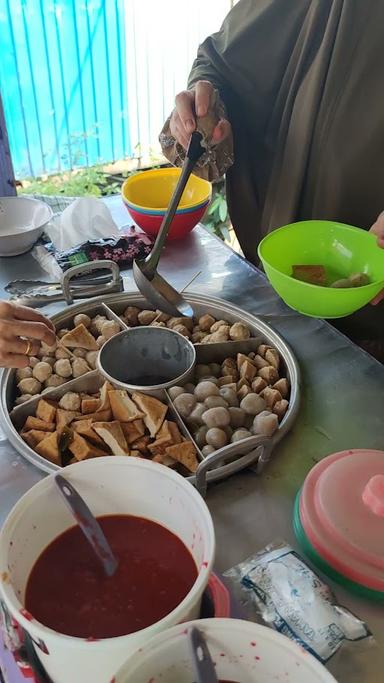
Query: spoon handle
[
  {"left": 144, "top": 131, "right": 205, "bottom": 274},
  {"left": 55, "top": 475, "right": 118, "bottom": 578},
  {"left": 188, "top": 626, "right": 218, "bottom": 683}
]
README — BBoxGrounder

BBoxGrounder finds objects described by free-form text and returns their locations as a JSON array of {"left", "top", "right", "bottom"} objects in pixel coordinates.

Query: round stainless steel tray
[{"left": 0, "top": 292, "right": 301, "bottom": 494}]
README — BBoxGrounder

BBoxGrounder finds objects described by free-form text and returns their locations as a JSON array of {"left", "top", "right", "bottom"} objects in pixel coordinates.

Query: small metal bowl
[{"left": 97, "top": 326, "right": 196, "bottom": 392}]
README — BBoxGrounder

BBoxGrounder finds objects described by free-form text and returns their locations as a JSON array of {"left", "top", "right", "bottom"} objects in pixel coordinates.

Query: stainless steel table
[{"left": 0, "top": 196, "right": 383, "bottom": 682}]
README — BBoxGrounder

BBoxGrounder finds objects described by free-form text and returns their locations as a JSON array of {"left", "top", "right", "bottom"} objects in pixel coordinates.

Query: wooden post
[{"left": 0, "top": 92, "right": 16, "bottom": 196}]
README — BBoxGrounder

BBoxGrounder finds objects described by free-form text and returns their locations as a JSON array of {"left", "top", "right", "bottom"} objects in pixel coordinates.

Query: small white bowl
[{"left": 0, "top": 197, "right": 53, "bottom": 257}]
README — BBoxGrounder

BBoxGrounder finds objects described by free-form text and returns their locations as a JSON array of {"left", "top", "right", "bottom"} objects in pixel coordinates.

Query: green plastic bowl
[{"left": 258, "top": 220, "right": 384, "bottom": 318}]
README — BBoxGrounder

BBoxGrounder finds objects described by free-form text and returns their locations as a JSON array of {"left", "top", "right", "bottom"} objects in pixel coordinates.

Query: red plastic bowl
[{"left": 126, "top": 201, "right": 209, "bottom": 240}]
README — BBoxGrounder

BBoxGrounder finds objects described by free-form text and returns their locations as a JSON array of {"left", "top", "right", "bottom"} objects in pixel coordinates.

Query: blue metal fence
[{"left": 0, "top": 0, "right": 130, "bottom": 178}]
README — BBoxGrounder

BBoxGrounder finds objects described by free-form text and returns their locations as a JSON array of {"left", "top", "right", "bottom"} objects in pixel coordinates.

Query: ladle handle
[
  {"left": 188, "top": 626, "right": 218, "bottom": 683},
  {"left": 55, "top": 474, "right": 118, "bottom": 578},
  {"left": 144, "top": 132, "right": 205, "bottom": 273}
]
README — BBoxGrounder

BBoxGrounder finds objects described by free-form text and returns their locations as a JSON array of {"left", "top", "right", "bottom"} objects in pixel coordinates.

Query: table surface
[{"left": 0, "top": 196, "right": 383, "bottom": 682}]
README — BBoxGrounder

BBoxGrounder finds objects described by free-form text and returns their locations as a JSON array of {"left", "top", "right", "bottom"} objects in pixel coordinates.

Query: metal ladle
[
  {"left": 188, "top": 626, "right": 218, "bottom": 683},
  {"left": 55, "top": 474, "right": 118, "bottom": 578},
  {"left": 133, "top": 131, "right": 206, "bottom": 317}
]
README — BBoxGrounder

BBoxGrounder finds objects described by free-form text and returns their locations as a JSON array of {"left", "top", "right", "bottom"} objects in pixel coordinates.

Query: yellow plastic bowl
[{"left": 121, "top": 168, "right": 211, "bottom": 213}]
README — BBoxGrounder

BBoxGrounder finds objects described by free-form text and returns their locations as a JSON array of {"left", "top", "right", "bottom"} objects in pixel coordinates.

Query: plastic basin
[{"left": 258, "top": 220, "right": 384, "bottom": 318}]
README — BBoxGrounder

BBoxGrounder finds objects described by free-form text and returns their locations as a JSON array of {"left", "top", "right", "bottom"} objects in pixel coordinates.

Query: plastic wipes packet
[{"left": 224, "top": 541, "right": 372, "bottom": 664}]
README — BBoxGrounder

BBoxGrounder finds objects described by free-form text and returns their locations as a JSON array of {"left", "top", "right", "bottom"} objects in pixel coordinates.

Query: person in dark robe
[{"left": 160, "top": 0, "right": 384, "bottom": 356}]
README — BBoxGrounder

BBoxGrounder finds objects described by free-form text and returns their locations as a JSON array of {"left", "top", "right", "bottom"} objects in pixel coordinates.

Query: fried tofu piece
[
  {"left": 72, "top": 419, "right": 105, "bottom": 446},
  {"left": 22, "top": 430, "right": 50, "bottom": 448},
  {"left": 165, "top": 441, "right": 199, "bottom": 473},
  {"left": 35, "top": 431, "right": 61, "bottom": 466},
  {"left": 75, "top": 409, "right": 112, "bottom": 422},
  {"left": 60, "top": 324, "right": 98, "bottom": 351},
  {"left": 120, "top": 419, "right": 145, "bottom": 445},
  {"left": 152, "top": 453, "right": 178, "bottom": 467},
  {"left": 168, "top": 421, "right": 183, "bottom": 444},
  {"left": 56, "top": 409, "right": 81, "bottom": 431},
  {"left": 108, "top": 390, "right": 145, "bottom": 422},
  {"left": 292, "top": 265, "right": 326, "bottom": 286},
  {"left": 239, "top": 359, "right": 257, "bottom": 383},
  {"left": 98, "top": 381, "right": 114, "bottom": 411},
  {"left": 36, "top": 399, "right": 56, "bottom": 423},
  {"left": 131, "top": 435, "right": 151, "bottom": 454},
  {"left": 81, "top": 398, "right": 101, "bottom": 414},
  {"left": 69, "top": 432, "right": 109, "bottom": 461},
  {"left": 93, "top": 421, "right": 129, "bottom": 456},
  {"left": 132, "top": 392, "right": 167, "bottom": 436},
  {"left": 23, "top": 416, "right": 55, "bottom": 433},
  {"left": 147, "top": 420, "right": 174, "bottom": 456}
]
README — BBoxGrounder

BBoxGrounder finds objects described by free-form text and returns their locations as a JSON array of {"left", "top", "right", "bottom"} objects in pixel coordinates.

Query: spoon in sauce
[
  {"left": 188, "top": 626, "right": 218, "bottom": 683},
  {"left": 55, "top": 474, "right": 118, "bottom": 578}
]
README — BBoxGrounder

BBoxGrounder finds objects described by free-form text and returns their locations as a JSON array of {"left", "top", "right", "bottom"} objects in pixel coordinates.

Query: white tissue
[{"left": 45, "top": 197, "right": 120, "bottom": 251}]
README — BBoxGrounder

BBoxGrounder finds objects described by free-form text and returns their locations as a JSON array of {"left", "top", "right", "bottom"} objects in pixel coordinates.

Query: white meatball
[
  {"left": 15, "top": 394, "right": 33, "bottom": 405},
  {"left": 28, "top": 356, "right": 39, "bottom": 368},
  {"left": 57, "top": 328, "right": 69, "bottom": 339},
  {"left": 45, "top": 374, "right": 66, "bottom": 388},
  {"left": 187, "top": 403, "right": 206, "bottom": 426},
  {"left": 101, "top": 320, "right": 121, "bottom": 340},
  {"left": 204, "top": 396, "right": 228, "bottom": 409},
  {"left": 16, "top": 366, "right": 33, "bottom": 381},
  {"left": 41, "top": 356, "right": 55, "bottom": 367},
  {"left": 240, "top": 393, "right": 267, "bottom": 416},
  {"left": 168, "top": 386, "right": 185, "bottom": 400},
  {"left": 72, "top": 358, "right": 90, "bottom": 378},
  {"left": 194, "top": 381, "right": 220, "bottom": 401},
  {"left": 73, "top": 348, "right": 87, "bottom": 358},
  {"left": 231, "top": 428, "right": 252, "bottom": 443},
  {"left": 96, "top": 335, "right": 106, "bottom": 348},
  {"left": 59, "top": 392, "right": 81, "bottom": 411},
  {"left": 229, "top": 322, "right": 251, "bottom": 341},
  {"left": 40, "top": 340, "right": 57, "bottom": 355},
  {"left": 85, "top": 351, "right": 98, "bottom": 369},
  {"left": 209, "top": 363, "right": 221, "bottom": 377},
  {"left": 228, "top": 407, "right": 246, "bottom": 428},
  {"left": 252, "top": 411, "right": 279, "bottom": 437},
  {"left": 206, "top": 427, "right": 228, "bottom": 449},
  {"left": 202, "top": 407, "right": 231, "bottom": 429},
  {"left": 32, "top": 362, "right": 53, "bottom": 383},
  {"left": 198, "top": 314, "right": 216, "bottom": 332},
  {"left": 194, "top": 426, "right": 208, "bottom": 448},
  {"left": 219, "top": 387, "right": 239, "bottom": 407},
  {"left": 74, "top": 313, "right": 91, "bottom": 329},
  {"left": 173, "top": 393, "right": 197, "bottom": 418},
  {"left": 195, "top": 364, "right": 212, "bottom": 379},
  {"left": 183, "top": 383, "right": 195, "bottom": 394},
  {"left": 202, "top": 444, "right": 215, "bottom": 457},
  {"left": 55, "top": 347, "right": 71, "bottom": 360},
  {"left": 54, "top": 359, "right": 72, "bottom": 378},
  {"left": 18, "top": 378, "right": 41, "bottom": 395}
]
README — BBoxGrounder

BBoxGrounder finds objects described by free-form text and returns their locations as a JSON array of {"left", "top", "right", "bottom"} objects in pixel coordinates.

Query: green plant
[{"left": 202, "top": 182, "right": 231, "bottom": 241}]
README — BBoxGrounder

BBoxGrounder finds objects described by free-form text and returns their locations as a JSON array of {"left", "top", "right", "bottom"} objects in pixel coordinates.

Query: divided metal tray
[{"left": 0, "top": 293, "right": 301, "bottom": 494}]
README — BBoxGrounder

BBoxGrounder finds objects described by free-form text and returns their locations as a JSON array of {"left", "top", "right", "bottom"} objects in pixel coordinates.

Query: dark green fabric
[{"left": 188, "top": 0, "right": 384, "bottom": 265}]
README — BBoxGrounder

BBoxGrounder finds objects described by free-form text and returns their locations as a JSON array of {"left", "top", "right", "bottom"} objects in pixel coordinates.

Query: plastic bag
[{"left": 224, "top": 540, "right": 372, "bottom": 664}]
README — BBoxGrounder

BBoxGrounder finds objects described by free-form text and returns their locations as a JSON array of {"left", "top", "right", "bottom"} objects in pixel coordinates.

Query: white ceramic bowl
[
  {"left": 115, "top": 618, "right": 337, "bottom": 682},
  {"left": 0, "top": 456, "right": 215, "bottom": 683},
  {"left": 0, "top": 196, "right": 52, "bottom": 256}
]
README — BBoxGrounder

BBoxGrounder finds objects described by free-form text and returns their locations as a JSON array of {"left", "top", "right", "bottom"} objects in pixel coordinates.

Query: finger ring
[{"left": 24, "top": 339, "right": 33, "bottom": 356}]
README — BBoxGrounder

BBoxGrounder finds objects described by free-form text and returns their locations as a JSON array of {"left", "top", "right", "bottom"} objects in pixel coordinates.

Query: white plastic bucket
[
  {"left": 0, "top": 457, "right": 215, "bottom": 683},
  {"left": 114, "top": 618, "right": 337, "bottom": 683}
]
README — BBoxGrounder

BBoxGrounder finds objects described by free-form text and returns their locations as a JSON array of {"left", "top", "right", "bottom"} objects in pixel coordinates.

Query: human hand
[
  {"left": 369, "top": 212, "right": 384, "bottom": 304},
  {"left": 0, "top": 301, "right": 56, "bottom": 369},
  {"left": 170, "top": 80, "right": 231, "bottom": 150}
]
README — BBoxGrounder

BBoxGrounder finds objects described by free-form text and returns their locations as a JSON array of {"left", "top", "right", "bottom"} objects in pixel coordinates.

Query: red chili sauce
[{"left": 25, "top": 515, "right": 197, "bottom": 639}]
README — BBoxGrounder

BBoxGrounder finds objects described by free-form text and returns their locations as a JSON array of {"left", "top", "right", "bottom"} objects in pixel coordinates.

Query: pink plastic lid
[{"left": 300, "top": 449, "right": 384, "bottom": 591}]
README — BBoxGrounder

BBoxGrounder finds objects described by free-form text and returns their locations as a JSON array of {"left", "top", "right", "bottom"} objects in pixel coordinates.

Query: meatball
[
  {"left": 72, "top": 358, "right": 90, "bottom": 378},
  {"left": 173, "top": 393, "right": 197, "bottom": 418},
  {"left": 231, "top": 428, "right": 252, "bottom": 443},
  {"left": 202, "top": 444, "right": 215, "bottom": 457},
  {"left": 168, "top": 386, "right": 185, "bottom": 400},
  {"left": 219, "top": 387, "right": 239, "bottom": 407},
  {"left": 194, "top": 381, "right": 220, "bottom": 401},
  {"left": 18, "top": 378, "right": 41, "bottom": 395},
  {"left": 204, "top": 396, "right": 228, "bottom": 409},
  {"left": 205, "top": 428, "right": 228, "bottom": 449},
  {"left": 240, "top": 393, "right": 267, "bottom": 416},
  {"left": 123, "top": 306, "right": 140, "bottom": 326},
  {"left": 74, "top": 313, "right": 91, "bottom": 329},
  {"left": 229, "top": 322, "right": 250, "bottom": 341},
  {"left": 202, "top": 407, "right": 231, "bottom": 429},
  {"left": 198, "top": 314, "right": 216, "bottom": 332},
  {"left": 59, "top": 392, "right": 81, "bottom": 411},
  {"left": 32, "top": 361, "right": 53, "bottom": 383},
  {"left": 54, "top": 359, "right": 72, "bottom": 378},
  {"left": 101, "top": 320, "right": 121, "bottom": 340},
  {"left": 85, "top": 351, "right": 98, "bottom": 369},
  {"left": 228, "top": 407, "right": 246, "bottom": 428}
]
